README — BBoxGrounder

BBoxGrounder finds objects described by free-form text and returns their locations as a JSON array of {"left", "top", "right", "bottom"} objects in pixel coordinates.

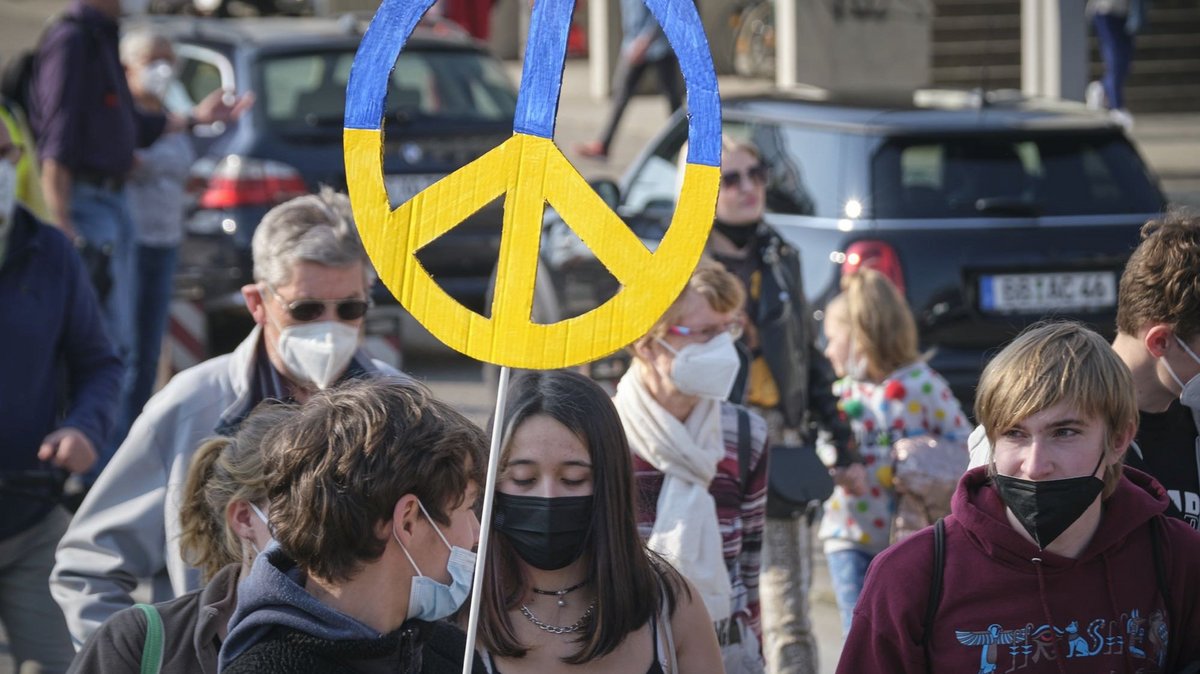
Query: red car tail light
[
  {"left": 197, "top": 155, "right": 309, "bottom": 209},
  {"left": 842, "top": 239, "right": 906, "bottom": 295}
]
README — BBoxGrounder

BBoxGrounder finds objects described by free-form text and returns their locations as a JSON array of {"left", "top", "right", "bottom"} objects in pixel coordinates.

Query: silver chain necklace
[{"left": 519, "top": 599, "right": 596, "bottom": 635}]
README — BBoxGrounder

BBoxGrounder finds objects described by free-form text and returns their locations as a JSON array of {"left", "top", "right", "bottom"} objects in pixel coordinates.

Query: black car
[
  {"left": 537, "top": 90, "right": 1166, "bottom": 409},
  {"left": 136, "top": 14, "right": 516, "bottom": 352}
]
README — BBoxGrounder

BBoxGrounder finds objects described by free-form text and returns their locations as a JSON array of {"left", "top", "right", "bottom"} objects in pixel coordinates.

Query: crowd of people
[{"left": 2, "top": 0, "right": 1200, "bottom": 673}]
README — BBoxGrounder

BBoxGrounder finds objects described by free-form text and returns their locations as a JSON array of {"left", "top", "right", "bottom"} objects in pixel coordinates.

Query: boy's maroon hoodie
[{"left": 837, "top": 466, "right": 1200, "bottom": 673}]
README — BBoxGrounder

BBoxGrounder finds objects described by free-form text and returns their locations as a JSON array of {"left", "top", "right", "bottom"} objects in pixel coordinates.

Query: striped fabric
[{"left": 633, "top": 402, "right": 768, "bottom": 641}]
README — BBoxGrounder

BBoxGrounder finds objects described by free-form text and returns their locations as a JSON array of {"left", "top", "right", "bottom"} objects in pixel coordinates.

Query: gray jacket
[{"left": 51, "top": 327, "right": 398, "bottom": 647}]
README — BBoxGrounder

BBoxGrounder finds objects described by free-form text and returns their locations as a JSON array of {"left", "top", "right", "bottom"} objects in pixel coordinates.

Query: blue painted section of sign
[{"left": 344, "top": 0, "right": 435, "bottom": 131}]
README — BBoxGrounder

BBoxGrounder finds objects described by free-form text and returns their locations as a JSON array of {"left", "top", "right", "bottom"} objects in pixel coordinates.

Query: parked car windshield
[
  {"left": 258, "top": 47, "right": 517, "bottom": 132},
  {"left": 870, "top": 133, "right": 1163, "bottom": 218}
]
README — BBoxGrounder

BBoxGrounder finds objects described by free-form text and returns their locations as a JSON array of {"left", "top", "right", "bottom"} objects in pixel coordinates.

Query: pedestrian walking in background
[
  {"left": 219, "top": 378, "right": 488, "bottom": 672},
  {"left": 29, "top": 0, "right": 250, "bottom": 474},
  {"left": 1086, "top": 0, "right": 1147, "bottom": 130},
  {"left": 0, "top": 120, "right": 122, "bottom": 674},
  {"left": 116, "top": 28, "right": 196, "bottom": 446},
  {"left": 476, "top": 370, "right": 720, "bottom": 672},
  {"left": 969, "top": 211, "right": 1200, "bottom": 532},
  {"left": 615, "top": 260, "right": 767, "bottom": 673},
  {"left": 838, "top": 322, "right": 1200, "bottom": 672},
  {"left": 574, "top": 0, "right": 683, "bottom": 160},
  {"left": 705, "top": 136, "right": 862, "bottom": 674},
  {"left": 51, "top": 190, "right": 400, "bottom": 647},
  {"left": 818, "top": 269, "right": 969, "bottom": 635},
  {"left": 67, "top": 403, "right": 292, "bottom": 673}
]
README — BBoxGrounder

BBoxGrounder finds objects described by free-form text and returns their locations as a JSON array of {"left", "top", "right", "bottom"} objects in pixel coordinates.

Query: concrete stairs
[{"left": 931, "top": 0, "right": 1200, "bottom": 113}]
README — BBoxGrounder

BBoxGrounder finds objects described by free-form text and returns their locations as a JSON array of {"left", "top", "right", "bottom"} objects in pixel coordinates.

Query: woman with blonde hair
[
  {"left": 818, "top": 268, "right": 969, "bottom": 634},
  {"left": 68, "top": 403, "right": 290, "bottom": 673}
]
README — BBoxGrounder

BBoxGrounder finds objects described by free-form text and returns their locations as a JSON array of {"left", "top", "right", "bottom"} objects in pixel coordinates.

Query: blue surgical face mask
[
  {"left": 393, "top": 499, "right": 476, "bottom": 622},
  {"left": 247, "top": 501, "right": 276, "bottom": 557}
]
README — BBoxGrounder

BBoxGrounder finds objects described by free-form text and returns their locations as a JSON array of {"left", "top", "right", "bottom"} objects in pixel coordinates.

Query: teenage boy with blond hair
[
  {"left": 839, "top": 321, "right": 1200, "bottom": 672},
  {"left": 970, "top": 212, "right": 1200, "bottom": 530}
]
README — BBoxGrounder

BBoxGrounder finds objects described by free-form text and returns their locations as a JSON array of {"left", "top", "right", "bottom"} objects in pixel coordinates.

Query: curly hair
[
  {"left": 1116, "top": 209, "right": 1200, "bottom": 341},
  {"left": 178, "top": 402, "right": 297, "bottom": 580},
  {"left": 263, "top": 376, "right": 487, "bottom": 584}
]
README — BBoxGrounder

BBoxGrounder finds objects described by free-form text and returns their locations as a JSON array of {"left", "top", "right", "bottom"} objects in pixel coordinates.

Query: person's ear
[
  {"left": 1110, "top": 423, "right": 1136, "bottom": 463},
  {"left": 631, "top": 335, "right": 656, "bottom": 361},
  {"left": 227, "top": 499, "right": 258, "bottom": 543},
  {"left": 388, "top": 494, "right": 421, "bottom": 545},
  {"left": 242, "top": 283, "right": 267, "bottom": 326},
  {"left": 1143, "top": 323, "right": 1175, "bottom": 358}
]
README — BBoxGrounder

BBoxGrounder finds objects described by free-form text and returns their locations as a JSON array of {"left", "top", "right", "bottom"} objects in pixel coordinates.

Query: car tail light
[
  {"left": 842, "top": 240, "right": 906, "bottom": 294},
  {"left": 197, "top": 156, "right": 309, "bottom": 209}
]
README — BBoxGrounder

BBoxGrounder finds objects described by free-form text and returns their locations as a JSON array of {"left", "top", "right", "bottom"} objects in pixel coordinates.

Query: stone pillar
[
  {"left": 588, "top": 0, "right": 622, "bottom": 98},
  {"left": 774, "top": 0, "right": 932, "bottom": 93},
  {"left": 1021, "top": 0, "right": 1088, "bottom": 101}
]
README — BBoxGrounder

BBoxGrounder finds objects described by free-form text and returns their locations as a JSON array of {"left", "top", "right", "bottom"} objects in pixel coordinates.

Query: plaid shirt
[{"left": 632, "top": 402, "right": 769, "bottom": 640}]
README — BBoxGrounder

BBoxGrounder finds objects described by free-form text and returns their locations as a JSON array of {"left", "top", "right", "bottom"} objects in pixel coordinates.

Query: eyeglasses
[
  {"left": 0, "top": 142, "right": 24, "bottom": 165},
  {"left": 719, "top": 165, "right": 767, "bottom": 189},
  {"left": 264, "top": 284, "right": 372, "bottom": 322},
  {"left": 667, "top": 321, "right": 743, "bottom": 341}
]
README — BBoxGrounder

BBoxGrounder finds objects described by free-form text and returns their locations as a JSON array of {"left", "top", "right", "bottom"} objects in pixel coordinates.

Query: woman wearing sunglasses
[
  {"left": 614, "top": 260, "right": 766, "bottom": 673},
  {"left": 704, "top": 137, "right": 864, "bottom": 674}
]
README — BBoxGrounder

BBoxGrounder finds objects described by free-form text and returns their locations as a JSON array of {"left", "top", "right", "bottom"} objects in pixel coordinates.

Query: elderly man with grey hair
[{"left": 51, "top": 189, "right": 401, "bottom": 648}]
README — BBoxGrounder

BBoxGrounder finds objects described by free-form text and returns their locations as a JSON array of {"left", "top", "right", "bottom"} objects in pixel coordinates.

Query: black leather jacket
[{"left": 722, "top": 223, "right": 858, "bottom": 467}]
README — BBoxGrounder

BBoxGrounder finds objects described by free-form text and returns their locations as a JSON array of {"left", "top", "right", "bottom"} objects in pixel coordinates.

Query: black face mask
[
  {"left": 492, "top": 493, "right": 593, "bottom": 571},
  {"left": 714, "top": 220, "right": 757, "bottom": 249},
  {"left": 993, "top": 453, "right": 1106, "bottom": 550}
]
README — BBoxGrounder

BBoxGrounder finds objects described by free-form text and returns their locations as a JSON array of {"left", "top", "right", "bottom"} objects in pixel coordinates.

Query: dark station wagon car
[
  {"left": 538, "top": 90, "right": 1167, "bottom": 409},
  {"left": 134, "top": 14, "right": 517, "bottom": 352}
]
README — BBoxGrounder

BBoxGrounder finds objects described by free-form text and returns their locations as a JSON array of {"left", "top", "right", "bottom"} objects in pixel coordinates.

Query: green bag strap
[{"left": 134, "top": 603, "right": 164, "bottom": 674}]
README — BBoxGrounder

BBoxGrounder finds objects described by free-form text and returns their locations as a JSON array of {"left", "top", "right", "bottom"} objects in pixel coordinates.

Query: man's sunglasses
[
  {"left": 720, "top": 164, "right": 768, "bottom": 189},
  {"left": 264, "top": 285, "right": 372, "bottom": 322}
]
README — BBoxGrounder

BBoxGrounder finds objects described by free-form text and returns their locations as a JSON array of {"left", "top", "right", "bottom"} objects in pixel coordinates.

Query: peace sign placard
[{"left": 344, "top": 0, "right": 721, "bottom": 369}]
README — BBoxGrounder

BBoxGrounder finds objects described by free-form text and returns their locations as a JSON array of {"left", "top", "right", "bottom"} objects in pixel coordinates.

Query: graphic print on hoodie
[{"left": 836, "top": 467, "right": 1200, "bottom": 673}]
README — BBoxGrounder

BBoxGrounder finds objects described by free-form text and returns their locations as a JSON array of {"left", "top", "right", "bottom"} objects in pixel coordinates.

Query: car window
[
  {"left": 174, "top": 56, "right": 223, "bottom": 111},
  {"left": 621, "top": 119, "right": 847, "bottom": 223},
  {"left": 872, "top": 133, "right": 1162, "bottom": 218},
  {"left": 259, "top": 48, "right": 517, "bottom": 130}
]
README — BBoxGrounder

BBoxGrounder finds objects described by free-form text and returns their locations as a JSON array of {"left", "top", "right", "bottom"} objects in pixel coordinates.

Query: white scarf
[{"left": 614, "top": 361, "right": 733, "bottom": 621}]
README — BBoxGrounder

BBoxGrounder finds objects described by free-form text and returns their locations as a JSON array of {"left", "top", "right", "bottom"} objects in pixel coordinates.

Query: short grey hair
[
  {"left": 120, "top": 28, "right": 171, "bottom": 66},
  {"left": 251, "top": 188, "right": 374, "bottom": 288}
]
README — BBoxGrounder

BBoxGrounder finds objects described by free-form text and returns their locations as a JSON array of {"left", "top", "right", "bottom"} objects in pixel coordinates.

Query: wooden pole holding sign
[{"left": 343, "top": 0, "right": 722, "bottom": 669}]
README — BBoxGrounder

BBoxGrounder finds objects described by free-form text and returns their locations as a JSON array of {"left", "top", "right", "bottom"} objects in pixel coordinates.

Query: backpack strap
[
  {"left": 1149, "top": 516, "right": 1171, "bottom": 612},
  {"left": 736, "top": 407, "right": 751, "bottom": 499},
  {"left": 922, "top": 518, "right": 946, "bottom": 672},
  {"left": 134, "top": 603, "right": 164, "bottom": 674}
]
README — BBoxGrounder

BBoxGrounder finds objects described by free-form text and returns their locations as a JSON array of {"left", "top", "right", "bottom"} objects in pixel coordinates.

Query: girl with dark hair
[{"left": 477, "top": 370, "right": 721, "bottom": 672}]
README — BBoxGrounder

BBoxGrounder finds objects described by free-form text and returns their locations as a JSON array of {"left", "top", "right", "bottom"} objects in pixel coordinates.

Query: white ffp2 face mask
[
  {"left": 1163, "top": 337, "right": 1200, "bottom": 409},
  {"left": 139, "top": 60, "right": 174, "bottom": 101},
  {"left": 656, "top": 331, "right": 741, "bottom": 400},
  {"left": 273, "top": 320, "right": 360, "bottom": 390}
]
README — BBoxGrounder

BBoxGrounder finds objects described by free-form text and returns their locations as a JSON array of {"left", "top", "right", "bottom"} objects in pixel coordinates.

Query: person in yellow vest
[{"left": 0, "top": 101, "right": 51, "bottom": 222}]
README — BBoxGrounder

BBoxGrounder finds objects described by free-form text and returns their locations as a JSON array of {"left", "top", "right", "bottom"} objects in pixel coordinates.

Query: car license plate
[
  {"left": 384, "top": 174, "right": 444, "bottom": 207},
  {"left": 979, "top": 271, "right": 1117, "bottom": 313}
]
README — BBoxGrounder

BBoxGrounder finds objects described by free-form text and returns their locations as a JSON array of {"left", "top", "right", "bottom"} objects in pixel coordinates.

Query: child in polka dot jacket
[{"left": 817, "top": 269, "right": 968, "bottom": 635}]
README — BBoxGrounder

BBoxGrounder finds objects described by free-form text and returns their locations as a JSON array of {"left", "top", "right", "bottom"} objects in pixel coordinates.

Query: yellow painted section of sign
[{"left": 345, "top": 128, "right": 717, "bottom": 369}]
